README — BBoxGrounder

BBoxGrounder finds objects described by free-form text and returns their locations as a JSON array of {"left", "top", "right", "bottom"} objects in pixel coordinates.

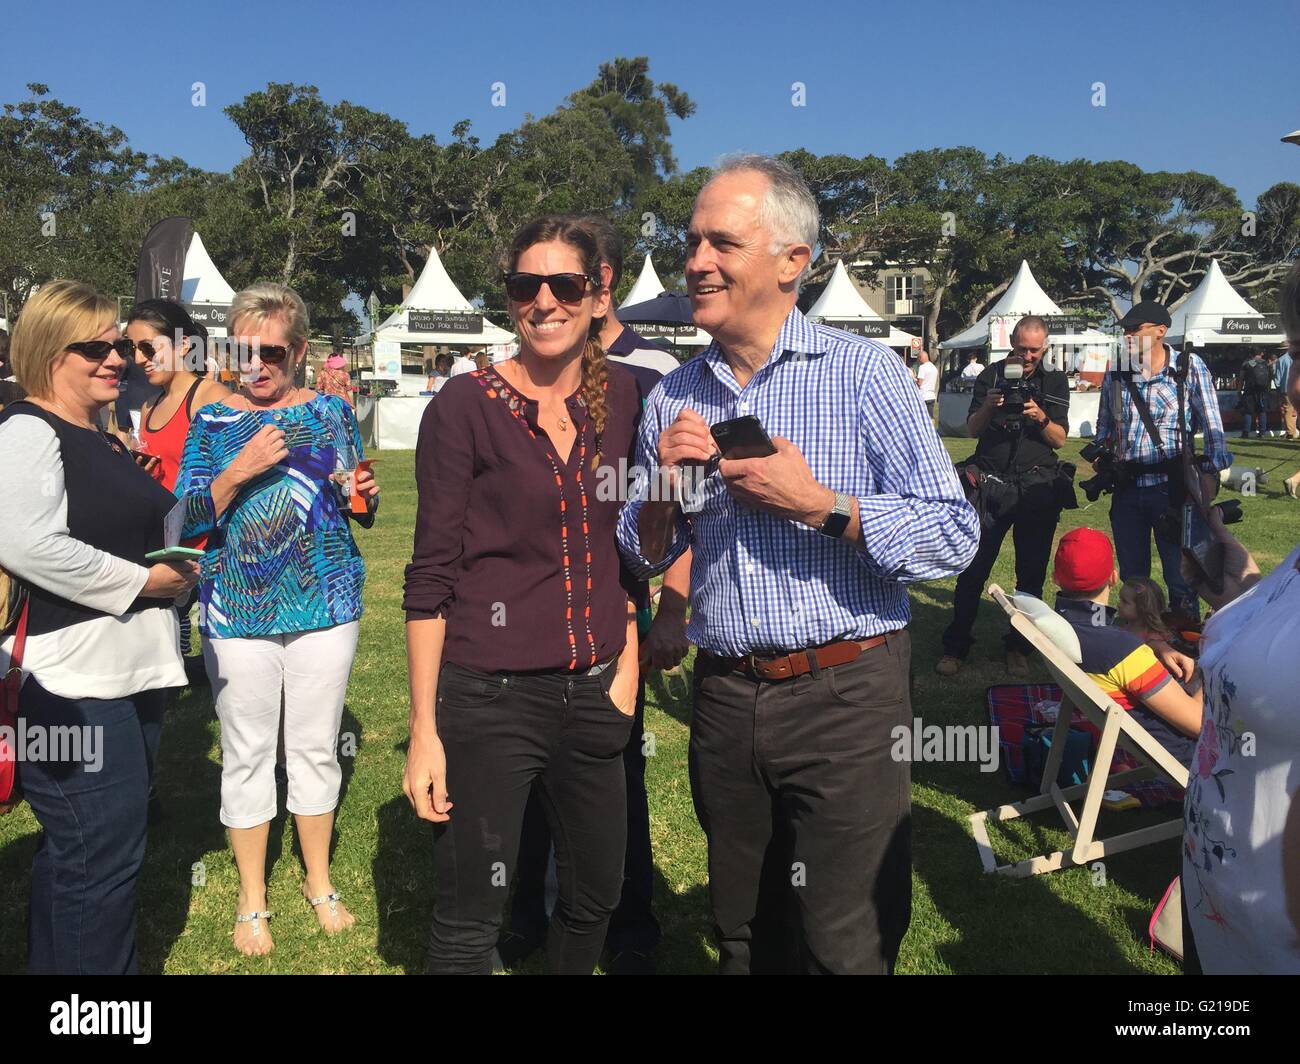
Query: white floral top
[{"left": 1182, "top": 544, "right": 1300, "bottom": 973}]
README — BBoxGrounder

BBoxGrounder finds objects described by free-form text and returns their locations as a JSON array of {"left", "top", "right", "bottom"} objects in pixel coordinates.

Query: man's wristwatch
[{"left": 818, "top": 491, "right": 852, "bottom": 539}]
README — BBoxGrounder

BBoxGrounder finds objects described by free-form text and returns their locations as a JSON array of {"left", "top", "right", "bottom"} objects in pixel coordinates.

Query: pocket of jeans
[
  {"left": 436, "top": 663, "right": 506, "bottom": 708},
  {"left": 596, "top": 663, "right": 635, "bottom": 720},
  {"left": 824, "top": 644, "right": 905, "bottom": 708}
]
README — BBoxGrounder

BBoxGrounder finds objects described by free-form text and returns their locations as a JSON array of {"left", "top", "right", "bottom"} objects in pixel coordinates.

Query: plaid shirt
[
  {"left": 615, "top": 307, "right": 979, "bottom": 657},
  {"left": 1094, "top": 347, "right": 1233, "bottom": 489}
]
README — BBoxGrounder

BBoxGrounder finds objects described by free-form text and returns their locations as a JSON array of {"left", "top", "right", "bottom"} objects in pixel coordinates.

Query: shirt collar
[
  {"left": 1055, "top": 596, "right": 1115, "bottom": 625},
  {"left": 699, "top": 306, "right": 829, "bottom": 379},
  {"left": 606, "top": 324, "right": 648, "bottom": 356}
]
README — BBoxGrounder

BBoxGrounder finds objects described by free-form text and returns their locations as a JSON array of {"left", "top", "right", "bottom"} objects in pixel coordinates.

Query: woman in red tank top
[{"left": 126, "top": 300, "right": 229, "bottom": 492}]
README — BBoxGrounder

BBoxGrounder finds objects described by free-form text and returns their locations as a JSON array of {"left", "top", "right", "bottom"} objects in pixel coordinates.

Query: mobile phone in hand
[
  {"left": 711, "top": 415, "right": 777, "bottom": 460},
  {"left": 145, "top": 546, "right": 205, "bottom": 562}
]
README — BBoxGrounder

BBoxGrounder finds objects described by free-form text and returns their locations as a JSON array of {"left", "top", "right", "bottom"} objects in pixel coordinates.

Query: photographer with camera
[
  {"left": 1089, "top": 301, "right": 1231, "bottom": 620},
  {"left": 938, "top": 315, "right": 1073, "bottom": 677}
]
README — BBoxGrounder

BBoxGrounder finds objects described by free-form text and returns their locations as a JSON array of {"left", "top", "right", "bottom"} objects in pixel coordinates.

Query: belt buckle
[{"left": 743, "top": 653, "right": 762, "bottom": 679}]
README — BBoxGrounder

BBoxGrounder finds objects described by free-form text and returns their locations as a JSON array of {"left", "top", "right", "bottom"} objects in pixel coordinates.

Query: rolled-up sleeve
[
  {"left": 615, "top": 387, "right": 690, "bottom": 580},
  {"left": 1191, "top": 355, "right": 1233, "bottom": 472},
  {"left": 854, "top": 351, "right": 979, "bottom": 582},
  {"left": 403, "top": 394, "right": 473, "bottom": 620}
]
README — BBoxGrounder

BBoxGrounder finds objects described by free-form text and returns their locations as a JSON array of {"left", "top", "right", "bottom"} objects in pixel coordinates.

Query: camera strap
[{"left": 1122, "top": 378, "right": 1165, "bottom": 455}]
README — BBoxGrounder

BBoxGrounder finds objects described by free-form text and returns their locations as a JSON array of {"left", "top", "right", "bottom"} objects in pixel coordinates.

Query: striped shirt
[
  {"left": 1094, "top": 347, "right": 1232, "bottom": 488},
  {"left": 615, "top": 307, "right": 979, "bottom": 657}
]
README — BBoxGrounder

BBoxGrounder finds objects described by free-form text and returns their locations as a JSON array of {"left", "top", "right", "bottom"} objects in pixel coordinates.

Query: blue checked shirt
[
  {"left": 1094, "top": 347, "right": 1232, "bottom": 489},
  {"left": 615, "top": 308, "right": 979, "bottom": 657}
]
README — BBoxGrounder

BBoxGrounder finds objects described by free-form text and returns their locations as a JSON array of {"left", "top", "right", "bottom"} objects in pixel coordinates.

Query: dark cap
[{"left": 1117, "top": 300, "right": 1171, "bottom": 330}]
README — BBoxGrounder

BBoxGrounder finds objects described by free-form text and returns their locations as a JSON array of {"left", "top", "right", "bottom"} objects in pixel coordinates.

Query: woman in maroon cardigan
[{"left": 402, "top": 216, "right": 642, "bottom": 974}]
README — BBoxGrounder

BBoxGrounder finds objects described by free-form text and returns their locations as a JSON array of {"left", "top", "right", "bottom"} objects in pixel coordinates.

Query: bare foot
[
  {"left": 303, "top": 882, "right": 356, "bottom": 934},
  {"left": 233, "top": 895, "right": 274, "bottom": 957}
]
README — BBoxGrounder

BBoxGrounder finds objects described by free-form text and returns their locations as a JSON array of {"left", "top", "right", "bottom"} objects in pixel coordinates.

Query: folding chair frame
[{"left": 968, "top": 584, "right": 1191, "bottom": 877}]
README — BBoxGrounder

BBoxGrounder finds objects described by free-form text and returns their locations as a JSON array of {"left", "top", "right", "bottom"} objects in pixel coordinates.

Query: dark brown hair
[{"left": 504, "top": 215, "right": 609, "bottom": 467}]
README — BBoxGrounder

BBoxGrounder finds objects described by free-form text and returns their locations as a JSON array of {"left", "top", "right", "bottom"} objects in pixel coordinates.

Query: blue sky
[{"left": 3, "top": 0, "right": 1296, "bottom": 205}]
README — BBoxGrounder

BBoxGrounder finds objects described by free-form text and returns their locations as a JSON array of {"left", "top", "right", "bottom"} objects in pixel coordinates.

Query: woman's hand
[
  {"left": 229, "top": 425, "right": 288, "bottom": 483},
  {"left": 133, "top": 452, "right": 162, "bottom": 479},
  {"left": 141, "top": 560, "right": 200, "bottom": 599},
  {"left": 403, "top": 728, "right": 453, "bottom": 823},
  {"left": 354, "top": 465, "right": 379, "bottom": 503},
  {"left": 608, "top": 660, "right": 638, "bottom": 717}
]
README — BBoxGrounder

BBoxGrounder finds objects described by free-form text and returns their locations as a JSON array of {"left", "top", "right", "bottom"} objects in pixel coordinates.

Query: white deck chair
[{"left": 968, "top": 584, "right": 1191, "bottom": 878}]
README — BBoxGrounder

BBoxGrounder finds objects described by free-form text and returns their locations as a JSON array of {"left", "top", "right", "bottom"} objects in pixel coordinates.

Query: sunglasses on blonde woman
[
  {"left": 212, "top": 338, "right": 292, "bottom": 366},
  {"left": 66, "top": 339, "right": 135, "bottom": 363}
]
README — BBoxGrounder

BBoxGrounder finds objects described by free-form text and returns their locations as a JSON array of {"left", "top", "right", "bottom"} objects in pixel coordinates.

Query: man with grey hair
[{"left": 616, "top": 154, "right": 979, "bottom": 974}]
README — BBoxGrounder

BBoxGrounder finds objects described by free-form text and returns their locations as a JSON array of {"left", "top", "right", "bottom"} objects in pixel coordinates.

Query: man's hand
[
  {"left": 1022, "top": 398, "right": 1048, "bottom": 426},
  {"left": 983, "top": 388, "right": 1005, "bottom": 410},
  {"left": 658, "top": 408, "right": 717, "bottom": 492},
  {"left": 1150, "top": 640, "right": 1196, "bottom": 684},
  {"left": 641, "top": 609, "right": 692, "bottom": 671},
  {"left": 719, "top": 437, "right": 833, "bottom": 525}
]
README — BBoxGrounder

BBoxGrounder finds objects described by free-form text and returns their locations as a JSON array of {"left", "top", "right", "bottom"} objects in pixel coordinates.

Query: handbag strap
[{"left": 4, "top": 600, "right": 28, "bottom": 701}]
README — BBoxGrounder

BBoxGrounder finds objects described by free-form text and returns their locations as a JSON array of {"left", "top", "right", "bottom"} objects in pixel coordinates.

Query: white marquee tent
[
  {"left": 806, "top": 260, "right": 918, "bottom": 348},
  {"left": 1166, "top": 259, "right": 1281, "bottom": 346},
  {"left": 939, "top": 259, "right": 1113, "bottom": 356},
  {"left": 360, "top": 245, "right": 514, "bottom": 347},
  {"left": 181, "top": 232, "right": 237, "bottom": 337},
  {"left": 618, "top": 253, "right": 712, "bottom": 348},
  {"left": 620, "top": 254, "right": 667, "bottom": 310}
]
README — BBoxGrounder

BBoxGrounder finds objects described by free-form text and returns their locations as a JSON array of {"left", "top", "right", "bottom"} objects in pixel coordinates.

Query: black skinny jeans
[
  {"left": 426, "top": 660, "right": 634, "bottom": 975},
  {"left": 510, "top": 676, "right": 660, "bottom": 955},
  {"left": 942, "top": 500, "right": 1061, "bottom": 658}
]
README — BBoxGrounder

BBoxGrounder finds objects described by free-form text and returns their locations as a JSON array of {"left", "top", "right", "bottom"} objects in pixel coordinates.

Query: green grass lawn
[{"left": 2, "top": 434, "right": 1297, "bottom": 974}]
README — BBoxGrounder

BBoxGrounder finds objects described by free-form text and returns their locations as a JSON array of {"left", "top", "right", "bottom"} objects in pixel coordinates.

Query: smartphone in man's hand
[{"left": 711, "top": 415, "right": 777, "bottom": 460}]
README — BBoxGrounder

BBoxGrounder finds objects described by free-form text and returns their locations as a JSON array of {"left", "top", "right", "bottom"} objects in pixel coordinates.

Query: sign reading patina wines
[
  {"left": 408, "top": 311, "right": 482, "bottom": 334},
  {"left": 1220, "top": 316, "right": 1281, "bottom": 335},
  {"left": 822, "top": 319, "right": 891, "bottom": 339}
]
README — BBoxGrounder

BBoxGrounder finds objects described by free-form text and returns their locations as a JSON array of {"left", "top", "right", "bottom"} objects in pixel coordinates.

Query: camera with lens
[
  {"left": 992, "top": 358, "right": 1038, "bottom": 432},
  {"left": 1078, "top": 440, "right": 1127, "bottom": 502}
]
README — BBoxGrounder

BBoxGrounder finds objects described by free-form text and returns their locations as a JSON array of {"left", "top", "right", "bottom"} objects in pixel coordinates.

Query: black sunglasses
[
  {"left": 213, "top": 339, "right": 292, "bottom": 366},
  {"left": 503, "top": 272, "right": 598, "bottom": 304},
  {"left": 67, "top": 339, "right": 135, "bottom": 362}
]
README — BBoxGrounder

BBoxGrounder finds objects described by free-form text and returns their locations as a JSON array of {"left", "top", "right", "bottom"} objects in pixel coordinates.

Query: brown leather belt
[{"left": 705, "top": 633, "right": 900, "bottom": 682}]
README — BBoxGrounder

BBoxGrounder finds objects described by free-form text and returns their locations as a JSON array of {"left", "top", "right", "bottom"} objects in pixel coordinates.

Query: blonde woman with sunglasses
[
  {"left": 174, "top": 283, "right": 377, "bottom": 957},
  {"left": 0, "top": 281, "right": 199, "bottom": 973}
]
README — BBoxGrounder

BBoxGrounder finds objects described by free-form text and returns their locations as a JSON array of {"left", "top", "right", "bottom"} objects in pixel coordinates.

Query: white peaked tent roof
[
  {"left": 807, "top": 260, "right": 918, "bottom": 347},
  {"left": 365, "top": 245, "right": 514, "bottom": 345},
  {"left": 618, "top": 252, "right": 713, "bottom": 347},
  {"left": 1167, "top": 259, "right": 1271, "bottom": 344},
  {"left": 181, "top": 232, "right": 236, "bottom": 305},
  {"left": 940, "top": 259, "right": 1111, "bottom": 349},
  {"left": 620, "top": 254, "right": 667, "bottom": 309}
]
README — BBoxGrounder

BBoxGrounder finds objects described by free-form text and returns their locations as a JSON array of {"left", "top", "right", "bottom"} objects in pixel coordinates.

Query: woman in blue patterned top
[{"left": 175, "top": 282, "right": 378, "bottom": 957}]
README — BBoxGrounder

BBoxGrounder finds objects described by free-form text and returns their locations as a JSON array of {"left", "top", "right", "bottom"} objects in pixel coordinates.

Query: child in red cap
[{"left": 1051, "top": 528, "right": 1201, "bottom": 768}]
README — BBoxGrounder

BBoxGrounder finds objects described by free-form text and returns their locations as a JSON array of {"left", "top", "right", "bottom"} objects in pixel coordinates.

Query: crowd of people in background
[{"left": 0, "top": 152, "right": 1297, "bottom": 977}]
